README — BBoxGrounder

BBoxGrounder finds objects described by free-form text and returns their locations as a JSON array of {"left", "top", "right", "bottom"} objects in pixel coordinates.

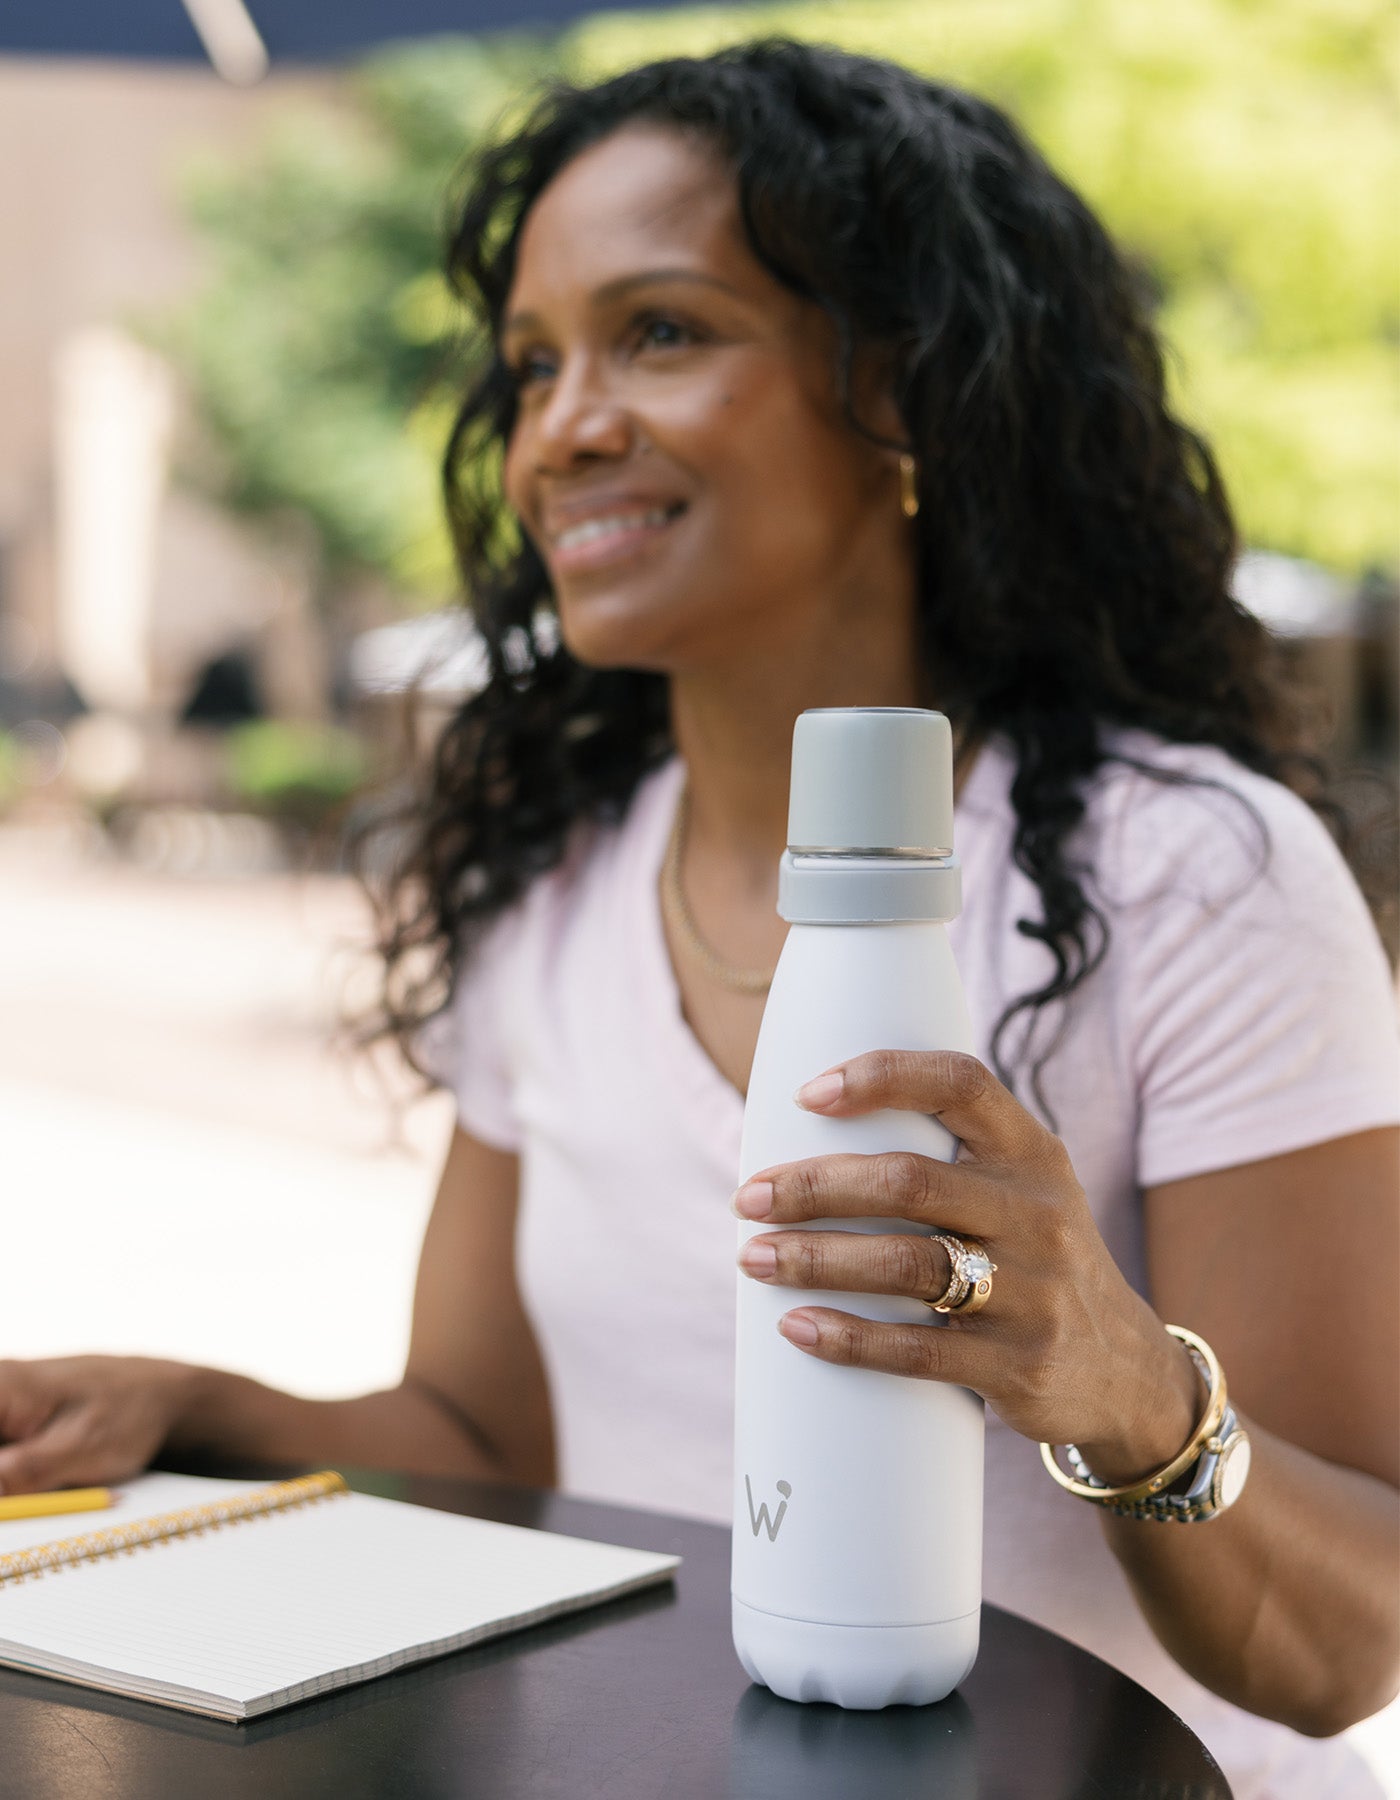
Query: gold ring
[{"left": 926, "top": 1234, "right": 997, "bottom": 1316}]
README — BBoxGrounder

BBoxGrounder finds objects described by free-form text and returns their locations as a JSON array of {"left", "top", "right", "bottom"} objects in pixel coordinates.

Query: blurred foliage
[
  {"left": 165, "top": 0, "right": 1398, "bottom": 594},
  {"left": 225, "top": 719, "right": 372, "bottom": 819},
  {"left": 165, "top": 38, "right": 549, "bottom": 597},
  {"left": 0, "top": 731, "right": 19, "bottom": 813}
]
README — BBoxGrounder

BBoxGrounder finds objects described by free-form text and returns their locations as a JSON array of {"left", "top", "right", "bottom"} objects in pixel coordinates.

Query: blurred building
[{"left": 0, "top": 56, "right": 345, "bottom": 810}]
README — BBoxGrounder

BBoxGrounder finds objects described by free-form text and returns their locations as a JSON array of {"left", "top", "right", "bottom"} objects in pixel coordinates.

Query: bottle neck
[{"left": 777, "top": 850, "right": 962, "bottom": 926}]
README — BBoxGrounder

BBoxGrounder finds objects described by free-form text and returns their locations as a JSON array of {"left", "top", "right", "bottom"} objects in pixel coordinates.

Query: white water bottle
[{"left": 732, "top": 707, "right": 984, "bottom": 1709}]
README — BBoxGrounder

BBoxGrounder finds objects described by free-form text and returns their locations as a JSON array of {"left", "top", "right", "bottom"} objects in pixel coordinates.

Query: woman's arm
[
  {"left": 735, "top": 1052, "right": 1399, "bottom": 1738},
  {"left": 1102, "top": 1127, "right": 1399, "bottom": 1735},
  {"left": 0, "top": 1126, "right": 554, "bottom": 1492},
  {"left": 168, "top": 1124, "right": 553, "bottom": 1484}
]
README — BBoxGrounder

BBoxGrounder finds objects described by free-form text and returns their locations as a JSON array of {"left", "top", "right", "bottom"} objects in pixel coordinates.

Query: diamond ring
[{"left": 926, "top": 1234, "right": 997, "bottom": 1316}]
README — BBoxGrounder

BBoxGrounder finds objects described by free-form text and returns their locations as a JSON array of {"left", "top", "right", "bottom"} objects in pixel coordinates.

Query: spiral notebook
[{"left": 0, "top": 1471, "right": 679, "bottom": 1721}]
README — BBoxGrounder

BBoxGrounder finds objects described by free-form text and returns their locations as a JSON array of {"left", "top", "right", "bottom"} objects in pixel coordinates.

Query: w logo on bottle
[{"left": 745, "top": 1476, "right": 792, "bottom": 1542}]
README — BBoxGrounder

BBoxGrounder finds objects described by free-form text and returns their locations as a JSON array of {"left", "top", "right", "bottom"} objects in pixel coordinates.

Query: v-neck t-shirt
[{"left": 428, "top": 735, "right": 1399, "bottom": 1800}]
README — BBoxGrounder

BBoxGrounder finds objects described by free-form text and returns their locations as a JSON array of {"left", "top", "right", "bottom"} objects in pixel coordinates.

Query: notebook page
[
  {"left": 0, "top": 1474, "right": 269, "bottom": 1557},
  {"left": 0, "top": 1489, "right": 678, "bottom": 1717}
]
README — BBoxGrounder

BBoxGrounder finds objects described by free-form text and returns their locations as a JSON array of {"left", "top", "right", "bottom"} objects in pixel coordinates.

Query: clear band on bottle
[{"left": 777, "top": 852, "right": 962, "bottom": 925}]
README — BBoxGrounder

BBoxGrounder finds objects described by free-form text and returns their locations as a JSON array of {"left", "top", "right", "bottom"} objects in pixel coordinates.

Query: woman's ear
[{"left": 847, "top": 343, "right": 908, "bottom": 449}]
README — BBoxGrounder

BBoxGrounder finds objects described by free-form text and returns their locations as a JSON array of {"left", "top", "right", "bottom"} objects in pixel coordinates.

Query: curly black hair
[{"left": 364, "top": 38, "right": 1362, "bottom": 1115}]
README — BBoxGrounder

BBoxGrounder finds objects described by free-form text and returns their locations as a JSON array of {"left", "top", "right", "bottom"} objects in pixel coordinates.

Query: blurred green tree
[
  {"left": 225, "top": 718, "right": 372, "bottom": 824},
  {"left": 165, "top": 0, "right": 1397, "bottom": 600},
  {"left": 165, "top": 37, "right": 547, "bottom": 599}
]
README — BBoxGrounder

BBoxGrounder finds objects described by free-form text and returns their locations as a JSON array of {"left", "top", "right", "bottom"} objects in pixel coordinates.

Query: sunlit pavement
[
  {"left": 0, "top": 820, "right": 451, "bottom": 1397},
  {"left": 0, "top": 819, "right": 1394, "bottom": 1787}
]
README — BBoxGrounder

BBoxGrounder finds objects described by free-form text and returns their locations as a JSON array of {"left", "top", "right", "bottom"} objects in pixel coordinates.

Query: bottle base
[{"left": 732, "top": 1597, "right": 980, "bottom": 1709}]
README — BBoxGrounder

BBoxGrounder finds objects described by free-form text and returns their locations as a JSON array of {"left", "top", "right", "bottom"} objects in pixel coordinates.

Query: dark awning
[{"left": 1, "top": 0, "right": 709, "bottom": 82}]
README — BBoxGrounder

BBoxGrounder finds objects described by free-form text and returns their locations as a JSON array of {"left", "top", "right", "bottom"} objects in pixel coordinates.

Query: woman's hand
[
  {"left": 735, "top": 1049, "right": 1200, "bottom": 1483},
  {"left": 0, "top": 1356, "right": 193, "bottom": 1495}
]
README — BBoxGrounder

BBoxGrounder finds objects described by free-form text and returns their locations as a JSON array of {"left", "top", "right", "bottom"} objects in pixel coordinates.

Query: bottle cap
[{"left": 787, "top": 708, "right": 954, "bottom": 857}]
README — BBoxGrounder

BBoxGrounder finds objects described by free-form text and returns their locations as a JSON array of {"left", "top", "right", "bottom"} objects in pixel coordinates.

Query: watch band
[
  {"left": 1040, "top": 1325, "right": 1252, "bottom": 1523},
  {"left": 1066, "top": 1403, "right": 1250, "bottom": 1522}
]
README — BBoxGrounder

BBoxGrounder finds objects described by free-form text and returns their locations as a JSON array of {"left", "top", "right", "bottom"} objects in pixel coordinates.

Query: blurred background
[{"left": 0, "top": 0, "right": 1395, "bottom": 1777}]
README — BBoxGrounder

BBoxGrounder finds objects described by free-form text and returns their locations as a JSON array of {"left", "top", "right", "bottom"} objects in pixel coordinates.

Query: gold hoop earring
[{"left": 899, "top": 452, "right": 920, "bottom": 520}]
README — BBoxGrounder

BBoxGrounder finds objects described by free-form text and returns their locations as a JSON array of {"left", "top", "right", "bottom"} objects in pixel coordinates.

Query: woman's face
[{"left": 500, "top": 125, "right": 913, "bottom": 674}]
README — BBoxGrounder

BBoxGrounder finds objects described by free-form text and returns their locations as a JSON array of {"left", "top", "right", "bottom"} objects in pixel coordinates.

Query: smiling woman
[
  {"left": 0, "top": 40, "right": 1396, "bottom": 1799},
  {"left": 494, "top": 132, "right": 910, "bottom": 684}
]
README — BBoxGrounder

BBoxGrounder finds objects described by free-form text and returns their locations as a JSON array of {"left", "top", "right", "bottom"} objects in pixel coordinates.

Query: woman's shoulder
[
  {"left": 469, "top": 754, "right": 682, "bottom": 960},
  {"left": 967, "top": 725, "right": 1379, "bottom": 958},
  {"left": 1079, "top": 728, "right": 1349, "bottom": 915},
  {"left": 968, "top": 727, "right": 1338, "bottom": 881},
  {"left": 1089, "top": 728, "right": 1322, "bottom": 823},
  {"left": 426, "top": 756, "right": 680, "bottom": 1094},
  {"left": 1073, "top": 736, "right": 1399, "bottom": 1183}
]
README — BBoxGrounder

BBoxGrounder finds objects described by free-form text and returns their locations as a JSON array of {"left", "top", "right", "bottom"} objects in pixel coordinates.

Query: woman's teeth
[{"left": 554, "top": 507, "right": 677, "bottom": 552}]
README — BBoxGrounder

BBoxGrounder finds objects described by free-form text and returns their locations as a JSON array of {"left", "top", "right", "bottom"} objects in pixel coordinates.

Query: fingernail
[
  {"left": 732, "top": 1180, "right": 774, "bottom": 1220},
  {"left": 739, "top": 1240, "right": 777, "bottom": 1278},
  {"left": 795, "top": 1069, "right": 844, "bottom": 1110},
  {"left": 780, "top": 1313, "right": 820, "bottom": 1347}
]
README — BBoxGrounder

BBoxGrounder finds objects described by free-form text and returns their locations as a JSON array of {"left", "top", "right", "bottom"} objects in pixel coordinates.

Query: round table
[{"left": 0, "top": 1466, "right": 1231, "bottom": 1799}]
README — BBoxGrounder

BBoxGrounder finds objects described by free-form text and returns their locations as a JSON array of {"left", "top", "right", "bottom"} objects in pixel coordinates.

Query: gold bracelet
[{"left": 1039, "top": 1325, "right": 1228, "bottom": 1506}]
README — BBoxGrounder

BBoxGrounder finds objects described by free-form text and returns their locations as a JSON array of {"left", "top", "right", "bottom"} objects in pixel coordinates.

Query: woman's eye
[
  {"left": 504, "top": 314, "right": 702, "bottom": 388},
  {"left": 634, "top": 314, "right": 699, "bottom": 352},
  {"left": 507, "top": 350, "right": 556, "bottom": 389}
]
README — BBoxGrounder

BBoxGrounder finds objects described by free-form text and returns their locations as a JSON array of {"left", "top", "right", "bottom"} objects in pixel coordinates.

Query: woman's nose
[{"left": 532, "top": 359, "right": 633, "bottom": 471}]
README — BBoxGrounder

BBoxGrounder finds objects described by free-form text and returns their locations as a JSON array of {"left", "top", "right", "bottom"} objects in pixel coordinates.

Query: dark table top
[{"left": 0, "top": 1467, "right": 1230, "bottom": 1800}]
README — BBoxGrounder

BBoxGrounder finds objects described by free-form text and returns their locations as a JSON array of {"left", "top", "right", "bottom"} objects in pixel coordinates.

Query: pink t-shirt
[{"left": 431, "top": 734, "right": 1399, "bottom": 1799}]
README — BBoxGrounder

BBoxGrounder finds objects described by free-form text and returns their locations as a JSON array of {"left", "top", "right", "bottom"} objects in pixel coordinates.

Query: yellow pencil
[{"left": 0, "top": 1487, "right": 114, "bottom": 1523}]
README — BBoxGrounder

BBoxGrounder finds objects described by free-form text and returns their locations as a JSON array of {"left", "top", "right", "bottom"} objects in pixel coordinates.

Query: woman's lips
[{"left": 547, "top": 502, "right": 687, "bottom": 576}]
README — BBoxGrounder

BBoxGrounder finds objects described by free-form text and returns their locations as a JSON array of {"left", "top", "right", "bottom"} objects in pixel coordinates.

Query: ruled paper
[{"left": 0, "top": 1484, "right": 678, "bottom": 1718}]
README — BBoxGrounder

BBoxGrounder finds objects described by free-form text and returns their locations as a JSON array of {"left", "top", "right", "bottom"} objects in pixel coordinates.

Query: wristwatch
[
  {"left": 1067, "top": 1403, "right": 1252, "bottom": 1522},
  {"left": 1041, "top": 1326, "right": 1253, "bottom": 1523}
]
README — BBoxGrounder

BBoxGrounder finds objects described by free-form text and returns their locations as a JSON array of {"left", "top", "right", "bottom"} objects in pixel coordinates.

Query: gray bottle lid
[{"left": 787, "top": 708, "right": 954, "bottom": 857}]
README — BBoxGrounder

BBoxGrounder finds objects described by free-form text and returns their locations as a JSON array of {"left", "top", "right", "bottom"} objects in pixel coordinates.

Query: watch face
[{"left": 1215, "top": 1432, "right": 1252, "bottom": 1510}]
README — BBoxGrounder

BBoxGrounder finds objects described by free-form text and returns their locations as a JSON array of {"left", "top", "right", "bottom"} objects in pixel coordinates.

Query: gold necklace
[{"left": 661, "top": 786, "right": 776, "bottom": 995}]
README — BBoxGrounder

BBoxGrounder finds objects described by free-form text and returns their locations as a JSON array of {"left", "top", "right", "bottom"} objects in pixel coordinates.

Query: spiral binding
[{"left": 0, "top": 1470, "right": 349, "bottom": 1586}]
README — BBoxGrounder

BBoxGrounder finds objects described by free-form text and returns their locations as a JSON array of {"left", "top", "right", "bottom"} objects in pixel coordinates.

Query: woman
[{"left": 1, "top": 42, "right": 1395, "bottom": 1796}]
